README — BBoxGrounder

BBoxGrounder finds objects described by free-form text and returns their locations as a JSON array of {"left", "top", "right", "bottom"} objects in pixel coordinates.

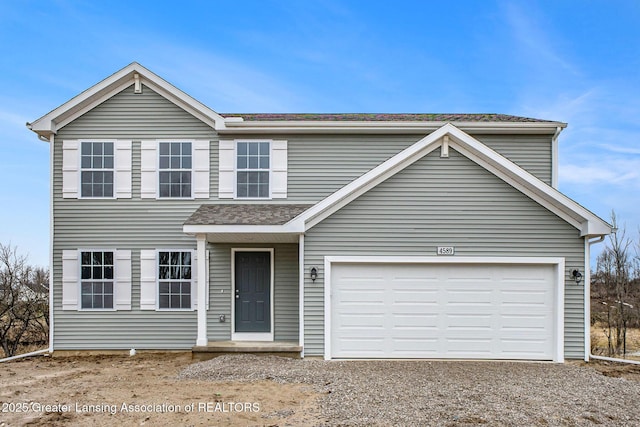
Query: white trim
[
  {"left": 551, "top": 126, "right": 562, "bottom": 189},
  {"left": 441, "top": 135, "right": 449, "bottom": 158},
  {"left": 298, "top": 234, "right": 305, "bottom": 357},
  {"left": 48, "top": 135, "right": 54, "bottom": 352},
  {"left": 234, "top": 139, "right": 273, "bottom": 200},
  {"left": 230, "top": 248, "right": 275, "bottom": 342},
  {"left": 76, "top": 248, "right": 118, "bottom": 312},
  {"left": 184, "top": 223, "right": 304, "bottom": 235},
  {"left": 220, "top": 120, "right": 567, "bottom": 135},
  {"left": 288, "top": 123, "right": 610, "bottom": 237},
  {"left": 28, "top": 62, "right": 226, "bottom": 139},
  {"left": 584, "top": 237, "right": 590, "bottom": 361},
  {"left": 156, "top": 140, "right": 195, "bottom": 200},
  {"left": 155, "top": 249, "right": 196, "bottom": 311},
  {"left": 196, "top": 235, "right": 208, "bottom": 346},
  {"left": 323, "top": 256, "right": 565, "bottom": 362},
  {"left": 77, "top": 140, "right": 117, "bottom": 200}
]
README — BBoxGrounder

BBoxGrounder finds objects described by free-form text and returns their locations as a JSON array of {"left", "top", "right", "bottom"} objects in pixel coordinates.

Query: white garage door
[{"left": 330, "top": 262, "right": 558, "bottom": 360}]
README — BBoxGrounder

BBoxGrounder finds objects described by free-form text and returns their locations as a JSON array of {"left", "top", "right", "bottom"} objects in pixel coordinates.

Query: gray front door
[{"left": 235, "top": 251, "right": 271, "bottom": 333}]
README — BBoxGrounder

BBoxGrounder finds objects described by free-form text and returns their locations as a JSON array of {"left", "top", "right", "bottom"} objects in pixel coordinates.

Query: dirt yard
[
  {"left": 0, "top": 353, "right": 323, "bottom": 426},
  {"left": 1, "top": 352, "right": 640, "bottom": 426}
]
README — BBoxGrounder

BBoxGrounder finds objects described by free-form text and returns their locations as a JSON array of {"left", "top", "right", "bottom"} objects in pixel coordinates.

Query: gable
[
  {"left": 312, "top": 147, "right": 577, "bottom": 243},
  {"left": 58, "top": 85, "right": 215, "bottom": 140},
  {"left": 292, "top": 124, "right": 610, "bottom": 237}
]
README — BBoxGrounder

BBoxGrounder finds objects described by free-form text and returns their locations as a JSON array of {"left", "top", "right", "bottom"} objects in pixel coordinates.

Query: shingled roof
[
  {"left": 221, "top": 113, "right": 552, "bottom": 123},
  {"left": 185, "top": 204, "right": 312, "bottom": 226}
]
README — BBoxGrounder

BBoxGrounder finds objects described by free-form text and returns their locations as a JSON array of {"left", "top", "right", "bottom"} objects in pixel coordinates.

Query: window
[
  {"left": 80, "top": 251, "right": 114, "bottom": 309},
  {"left": 158, "top": 251, "right": 192, "bottom": 309},
  {"left": 81, "top": 142, "right": 114, "bottom": 198},
  {"left": 159, "top": 142, "right": 192, "bottom": 198},
  {"left": 237, "top": 141, "right": 270, "bottom": 198}
]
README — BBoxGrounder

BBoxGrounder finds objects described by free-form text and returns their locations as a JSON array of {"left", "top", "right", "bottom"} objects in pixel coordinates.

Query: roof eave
[{"left": 219, "top": 120, "right": 568, "bottom": 135}]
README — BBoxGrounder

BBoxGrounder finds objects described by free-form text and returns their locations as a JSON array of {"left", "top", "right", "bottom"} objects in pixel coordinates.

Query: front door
[{"left": 235, "top": 251, "right": 271, "bottom": 333}]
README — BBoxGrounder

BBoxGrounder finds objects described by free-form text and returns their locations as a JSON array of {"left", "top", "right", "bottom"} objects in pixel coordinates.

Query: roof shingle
[
  {"left": 185, "top": 204, "right": 312, "bottom": 226},
  {"left": 221, "top": 113, "right": 553, "bottom": 123}
]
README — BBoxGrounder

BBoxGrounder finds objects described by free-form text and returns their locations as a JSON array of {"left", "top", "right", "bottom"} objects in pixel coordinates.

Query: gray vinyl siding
[
  {"left": 52, "top": 84, "right": 215, "bottom": 349},
  {"left": 303, "top": 147, "right": 584, "bottom": 358},
  {"left": 476, "top": 134, "right": 552, "bottom": 185},
  {"left": 224, "top": 132, "right": 553, "bottom": 203},
  {"left": 207, "top": 243, "right": 299, "bottom": 342}
]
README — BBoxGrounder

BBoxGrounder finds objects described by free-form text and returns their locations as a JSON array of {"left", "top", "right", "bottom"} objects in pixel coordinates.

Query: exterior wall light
[
  {"left": 310, "top": 267, "right": 318, "bottom": 282},
  {"left": 572, "top": 269, "right": 583, "bottom": 285}
]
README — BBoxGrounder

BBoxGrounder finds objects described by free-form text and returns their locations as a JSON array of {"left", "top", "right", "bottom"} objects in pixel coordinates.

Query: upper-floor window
[
  {"left": 158, "top": 251, "right": 192, "bottom": 309},
  {"left": 159, "top": 142, "right": 192, "bottom": 198},
  {"left": 237, "top": 141, "right": 269, "bottom": 198},
  {"left": 80, "top": 251, "right": 114, "bottom": 309},
  {"left": 81, "top": 142, "right": 114, "bottom": 198}
]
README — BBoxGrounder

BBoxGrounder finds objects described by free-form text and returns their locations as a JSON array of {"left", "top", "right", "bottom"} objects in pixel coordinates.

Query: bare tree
[
  {"left": 0, "top": 243, "right": 49, "bottom": 357},
  {"left": 593, "top": 211, "right": 635, "bottom": 357}
]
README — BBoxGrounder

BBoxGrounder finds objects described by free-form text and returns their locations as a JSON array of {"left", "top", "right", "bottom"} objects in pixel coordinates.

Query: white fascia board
[
  {"left": 28, "top": 62, "right": 226, "bottom": 138},
  {"left": 292, "top": 123, "right": 610, "bottom": 238},
  {"left": 183, "top": 223, "right": 305, "bottom": 235},
  {"left": 220, "top": 120, "right": 567, "bottom": 135}
]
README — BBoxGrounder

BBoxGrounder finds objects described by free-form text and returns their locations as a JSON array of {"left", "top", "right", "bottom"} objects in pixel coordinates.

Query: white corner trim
[
  {"left": 551, "top": 126, "right": 562, "bottom": 189},
  {"left": 48, "top": 135, "right": 54, "bottom": 352},
  {"left": 298, "top": 234, "right": 305, "bottom": 357},
  {"left": 196, "top": 235, "right": 208, "bottom": 346},
  {"left": 323, "top": 256, "right": 565, "bottom": 362}
]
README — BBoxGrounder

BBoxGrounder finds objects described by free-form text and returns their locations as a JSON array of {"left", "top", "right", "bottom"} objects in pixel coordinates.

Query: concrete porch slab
[{"left": 192, "top": 341, "right": 302, "bottom": 361}]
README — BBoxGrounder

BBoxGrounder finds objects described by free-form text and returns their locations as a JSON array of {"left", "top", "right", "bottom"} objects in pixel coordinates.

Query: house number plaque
[{"left": 437, "top": 246, "right": 455, "bottom": 255}]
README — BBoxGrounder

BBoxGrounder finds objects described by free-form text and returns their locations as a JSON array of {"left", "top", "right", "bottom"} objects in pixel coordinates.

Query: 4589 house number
[{"left": 437, "top": 246, "right": 455, "bottom": 255}]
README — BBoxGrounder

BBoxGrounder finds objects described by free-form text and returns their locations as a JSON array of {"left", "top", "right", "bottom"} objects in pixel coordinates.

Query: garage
[{"left": 326, "top": 257, "right": 564, "bottom": 361}]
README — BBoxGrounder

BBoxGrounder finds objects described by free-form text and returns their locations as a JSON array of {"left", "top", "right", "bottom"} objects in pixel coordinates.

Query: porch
[{"left": 192, "top": 340, "right": 302, "bottom": 361}]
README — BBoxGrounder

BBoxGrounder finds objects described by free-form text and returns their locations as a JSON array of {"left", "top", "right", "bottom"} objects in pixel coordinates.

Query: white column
[{"left": 196, "top": 234, "right": 208, "bottom": 346}]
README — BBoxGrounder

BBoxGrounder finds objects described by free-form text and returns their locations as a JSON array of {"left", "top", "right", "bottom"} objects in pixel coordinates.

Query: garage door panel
[{"left": 331, "top": 262, "right": 556, "bottom": 360}]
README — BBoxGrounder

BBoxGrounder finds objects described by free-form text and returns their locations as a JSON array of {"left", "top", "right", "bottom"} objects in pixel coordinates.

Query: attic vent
[{"left": 134, "top": 73, "right": 142, "bottom": 94}]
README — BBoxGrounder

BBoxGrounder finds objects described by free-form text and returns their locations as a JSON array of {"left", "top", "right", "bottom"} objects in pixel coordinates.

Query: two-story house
[{"left": 28, "top": 63, "right": 610, "bottom": 362}]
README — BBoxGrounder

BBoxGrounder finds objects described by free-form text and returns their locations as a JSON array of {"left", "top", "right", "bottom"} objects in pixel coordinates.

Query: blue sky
[{"left": 1, "top": 0, "right": 639, "bottom": 267}]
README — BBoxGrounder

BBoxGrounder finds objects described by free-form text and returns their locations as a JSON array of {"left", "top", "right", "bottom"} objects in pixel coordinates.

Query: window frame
[
  {"left": 77, "top": 249, "right": 116, "bottom": 311},
  {"left": 156, "top": 140, "right": 194, "bottom": 200},
  {"left": 234, "top": 140, "right": 272, "bottom": 200},
  {"left": 156, "top": 249, "right": 195, "bottom": 311},
  {"left": 78, "top": 140, "right": 116, "bottom": 199}
]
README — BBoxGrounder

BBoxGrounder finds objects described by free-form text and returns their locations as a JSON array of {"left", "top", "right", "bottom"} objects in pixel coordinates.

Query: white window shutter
[
  {"left": 114, "top": 250, "right": 132, "bottom": 310},
  {"left": 62, "top": 250, "right": 79, "bottom": 310},
  {"left": 218, "top": 139, "right": 235, "bottom": 198},
  {"left": 62, "top": 140, "right": 79, "bottom": 199},
  {"left": 192, "top": 250, "right": 209, "bottom": 310},
  {"left": 140, "top": 140, "right": 157, "bottom": 199},
  {"left": 115, "top": 140, "right": 132, "bottom": 199},
  {"left": 271, "top": 140, "right": 288, "bottom": 199},
  {"left": 193, "top": 140, "right": 210, "bottom": 199},
  {"left": 140, "top": 250, "right": 157, "bottom": 310}
]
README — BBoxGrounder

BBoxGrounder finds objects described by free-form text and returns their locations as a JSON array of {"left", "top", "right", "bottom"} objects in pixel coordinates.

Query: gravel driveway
[{"left": 179, "top": 354, "right": 640, "bottom": 426}]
